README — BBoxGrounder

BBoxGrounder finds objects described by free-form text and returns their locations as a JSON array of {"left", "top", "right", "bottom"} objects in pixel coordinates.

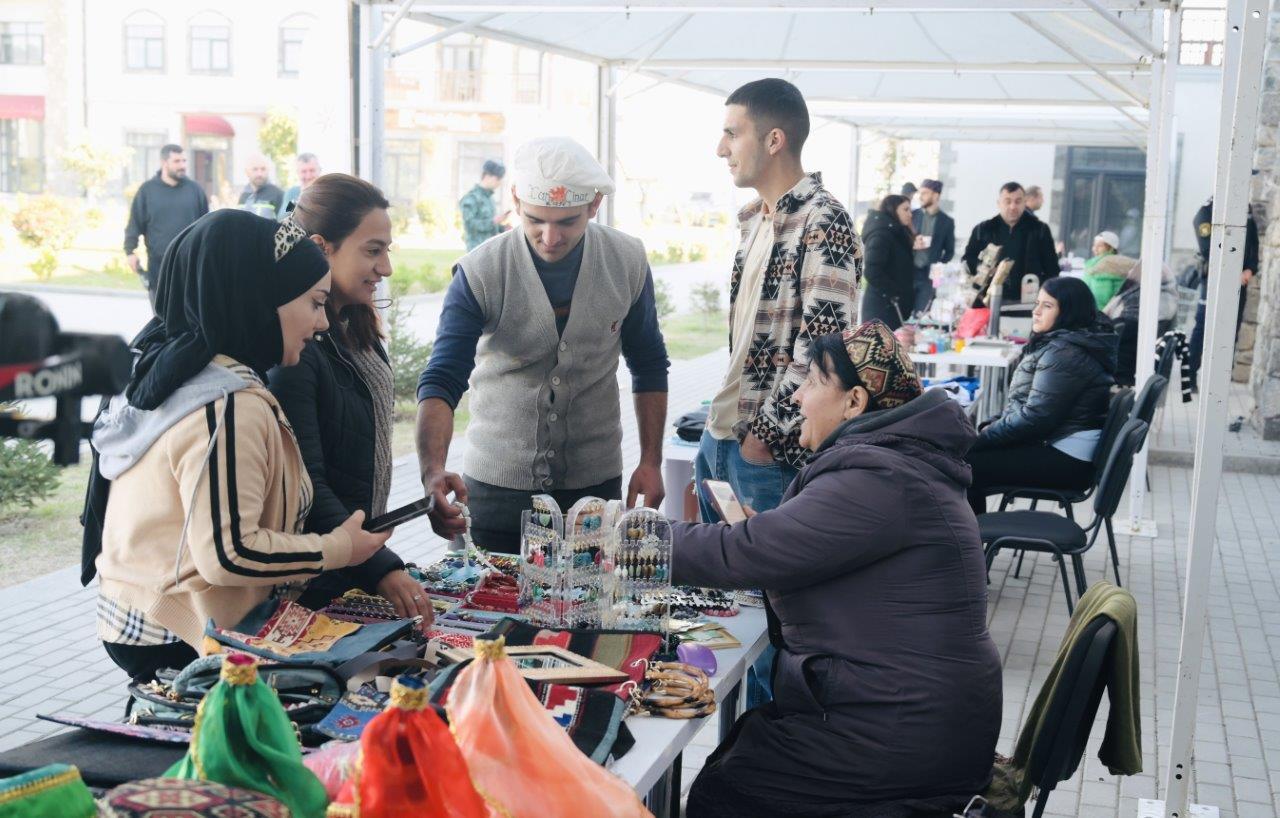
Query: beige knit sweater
[{"left": 96, "top": 368, "right": 353, "bottom": 648}]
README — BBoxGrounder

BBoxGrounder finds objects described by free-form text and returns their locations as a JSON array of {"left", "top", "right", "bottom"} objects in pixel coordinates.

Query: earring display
[
  {"left": 519, "top": 495, "right": 614, "bottom": 628},
  {"left": 601, "top": 508, "right": 673, "bottom": 635}
]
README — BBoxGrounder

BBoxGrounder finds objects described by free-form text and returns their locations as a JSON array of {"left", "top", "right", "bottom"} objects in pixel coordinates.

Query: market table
[
  {"left": 912, "top": 342, "right": 1020, "bottom": 424},
  {"left": 612, "top": 604, "right": 770, "bottom": 817}
]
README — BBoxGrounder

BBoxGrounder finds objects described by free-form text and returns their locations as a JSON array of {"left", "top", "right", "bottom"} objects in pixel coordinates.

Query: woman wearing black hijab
[
  {"left": 84, "top": 209, "right": 392, "bottom": 680},
  {"left": 966, "top": 276, "right": 1117, "bottom": 516}
]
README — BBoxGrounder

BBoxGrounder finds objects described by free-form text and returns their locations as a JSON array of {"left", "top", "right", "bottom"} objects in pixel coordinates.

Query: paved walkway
[{"left": 1, "top": 350, "right": 1279, "bottom": 817}]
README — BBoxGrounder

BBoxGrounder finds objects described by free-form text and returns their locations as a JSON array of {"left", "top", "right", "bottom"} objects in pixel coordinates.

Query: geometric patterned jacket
[{"left": 729, "top": 172, "right": 863, "bottom": 468}]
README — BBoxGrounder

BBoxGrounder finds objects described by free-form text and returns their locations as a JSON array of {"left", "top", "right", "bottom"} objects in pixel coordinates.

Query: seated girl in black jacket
[{"left": 967, "top": 275, "right": 1117, "bottom": 515}]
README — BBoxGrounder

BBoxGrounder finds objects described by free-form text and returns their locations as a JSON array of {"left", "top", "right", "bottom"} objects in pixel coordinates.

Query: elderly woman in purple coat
[{"left": 675, "top": 321, "right": 1002, "bottom": 818}]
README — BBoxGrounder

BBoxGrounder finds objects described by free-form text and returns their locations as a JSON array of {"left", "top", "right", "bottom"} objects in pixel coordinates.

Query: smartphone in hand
[
  {"left": 364, "top": 497, "right": 435, "bottom": 533},
  {"left": 702, "top": 479, "right": 747, "bottom": 524}
]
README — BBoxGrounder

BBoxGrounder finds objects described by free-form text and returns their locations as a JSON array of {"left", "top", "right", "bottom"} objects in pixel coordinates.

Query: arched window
[
  {"left": 188, "top": 10, "right": 231, "bottom": 75},
  {"left": 278, "top": 13, "right": 316, "bottom": 78},
  {"left": 123, "top": 10, "right": 165, "bottom": 73}
]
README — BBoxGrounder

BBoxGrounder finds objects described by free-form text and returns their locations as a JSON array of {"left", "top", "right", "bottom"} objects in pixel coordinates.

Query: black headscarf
[{"left": 126, "top": 209, "right": 328, "bottom": 410}]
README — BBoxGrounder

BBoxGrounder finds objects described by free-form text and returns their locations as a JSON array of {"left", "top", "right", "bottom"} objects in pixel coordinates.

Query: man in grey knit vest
[{"left": 416, "top": 137, "right": 670, "bottom": 552}]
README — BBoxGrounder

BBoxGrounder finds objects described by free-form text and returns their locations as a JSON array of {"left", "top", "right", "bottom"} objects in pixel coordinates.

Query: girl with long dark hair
[
  {"left": 966, "top": 275, "right": 1118, "bottom": 515},
  {"left": 268, "top": 174, "right": 435, "bottom": 624},
  {"left": 860, "top": 194, "right": 918, "bottom": 330}
]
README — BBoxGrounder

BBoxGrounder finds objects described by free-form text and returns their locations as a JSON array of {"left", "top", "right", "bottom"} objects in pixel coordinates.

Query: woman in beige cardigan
[{"left": 87, "top": 210, "right": 390, "bottom": 680}]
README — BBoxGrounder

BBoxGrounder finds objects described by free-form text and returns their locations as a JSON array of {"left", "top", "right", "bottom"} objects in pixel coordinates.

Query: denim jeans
[
  {"left": 693, "top": 430, "right": 798, "bottom": 708},
  {"left": 912, "top": 264, "right": 935, "bottom": 315}
]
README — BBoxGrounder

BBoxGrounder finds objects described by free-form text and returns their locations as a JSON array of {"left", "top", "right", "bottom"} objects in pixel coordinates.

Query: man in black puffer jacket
[
  {"left": 967, "top": 277, "right": 1117, "bottom": 515},
  {"left": 962, "top": 181, "right": 1059, "bottom": 306}
]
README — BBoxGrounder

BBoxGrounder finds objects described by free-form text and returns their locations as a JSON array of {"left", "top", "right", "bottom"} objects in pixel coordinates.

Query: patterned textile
[
  {"left": 841, "top": 321, "right": 923, "bottom": 410},
  {"left": 313, "top": 684, "right": 388, "bottom": 742},
  {"left": 274, "top": 213, "right": 308, "bottom": 262},
  {"left": 105, "top": 778, "right": 292, "bottom": 817},
  {"left": 96, "top": 595, "right": 181, "bottom": 646},
  {"left": 1154, "top": 330, "right": 1193, "bottom": 403},
  {"left": 481, "top": 617, "right": 661, "bottom": 697},
  {"left": 343, "top": 341, "right": 393, "bottom": 517},
  {"left": 728, "top": 172, "right": 862, "bottom": 468},
  {"left": 36, "top": 713, "right": 191, "bottom": 745},
  {"left": 216, "top": 600, "right": 360, "bottom": 657}
]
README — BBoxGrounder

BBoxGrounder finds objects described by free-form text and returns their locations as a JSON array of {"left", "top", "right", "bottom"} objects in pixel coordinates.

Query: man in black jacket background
[
  {"left": 123, "top": 144, "right": 209, "bottom": 306},
  {"left": 962, "top": 181, "right": 1059, "bottom": 305}
]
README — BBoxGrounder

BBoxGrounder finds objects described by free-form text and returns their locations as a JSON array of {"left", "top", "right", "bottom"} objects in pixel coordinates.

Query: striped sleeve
[{"left": 171, "top": 393, "right": 353, "bottom": 587}]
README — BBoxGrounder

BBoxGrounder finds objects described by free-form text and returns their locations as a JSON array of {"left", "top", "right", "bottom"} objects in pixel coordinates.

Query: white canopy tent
[{"left": 352, "top": 2, "right": 1264, "bottom": 815}]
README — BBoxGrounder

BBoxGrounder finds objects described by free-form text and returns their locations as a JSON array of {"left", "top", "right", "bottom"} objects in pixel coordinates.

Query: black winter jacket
[
  {"left": 268, "top": 333, "right": 404, "bottom": 592},
  {"left": 861, "top": 209, "right": 917, "bottom": 312},
  {"left": 672, "top": 390, "right": 1001, "bottom": 806},
  {"left": 975, "top": 318, "right": 1118, "bottom": 450},
  {"left": 962, "top": 211, "right": 1059, "bottom": 305}
]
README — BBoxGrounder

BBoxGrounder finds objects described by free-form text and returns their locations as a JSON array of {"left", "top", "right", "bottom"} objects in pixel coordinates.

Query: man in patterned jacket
[{"left": 699, "top": 77, "right": 861, "bottom": 705}]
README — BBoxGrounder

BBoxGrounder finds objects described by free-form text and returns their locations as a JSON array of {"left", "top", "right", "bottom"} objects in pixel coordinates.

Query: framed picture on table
[{"left": 438, "top": 644, "right": 630, "bottom": 685}]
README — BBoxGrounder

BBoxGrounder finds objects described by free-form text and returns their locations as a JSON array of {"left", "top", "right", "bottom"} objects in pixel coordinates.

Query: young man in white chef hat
[{"left": 416, "top": 137, "right": 670, "bottom": 552}]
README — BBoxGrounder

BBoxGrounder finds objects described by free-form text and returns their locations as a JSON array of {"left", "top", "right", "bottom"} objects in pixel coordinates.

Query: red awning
[
  {"left": 183, "top": 113, "right": 235, "bottom": 137},
  {"left": 0, "top": 95, "right": 44, "bottom": 120}
]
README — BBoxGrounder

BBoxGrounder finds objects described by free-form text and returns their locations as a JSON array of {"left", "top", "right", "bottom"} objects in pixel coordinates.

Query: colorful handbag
[
  {"left": 327, "top": 675, "right": 489, "bottom": 818},
  {"left": 428, "top": 662, "right": 634, "bottom": 764},
  {"left": 205, "top": 598, "right": 416, "bottom": 664},
  {"left": 0, "top": 764, "right": 96, "bottom": 818},
  {"left": 447, "top": 638, "right": 653, "bottom": 818},
  {"left": 166, "top": 653, "right": 329, "bottom": 818},
  {"left": 104, "top": 778, "right": 292, "bottom": 817}
]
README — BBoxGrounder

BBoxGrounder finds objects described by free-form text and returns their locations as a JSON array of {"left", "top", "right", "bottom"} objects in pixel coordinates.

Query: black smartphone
[{"left": 364, "top": 497, "right": 435, "bottom": 533}]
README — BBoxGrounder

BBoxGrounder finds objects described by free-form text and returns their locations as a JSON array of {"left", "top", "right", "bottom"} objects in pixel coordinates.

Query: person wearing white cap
[
  {"left": 1083, "top": 229, "right": 1122, "bottom": 309},
  {"left": 415, "top": 137, "right": 670, "bottom": 552}
]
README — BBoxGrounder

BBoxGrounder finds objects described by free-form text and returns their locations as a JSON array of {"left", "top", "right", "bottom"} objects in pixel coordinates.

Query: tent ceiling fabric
[{"left": 401, "top": 1, "right": 1162, "bottom": 143}]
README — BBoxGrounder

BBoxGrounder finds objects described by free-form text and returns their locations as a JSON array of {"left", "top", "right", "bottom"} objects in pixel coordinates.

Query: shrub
[
  {"left": 59, "top": 141, "right": 130, "bottom": 199},
  {"left": 691, "top": 282, "right": 722, "bottom": 315},
  {"left": 416, "top": 198, "right": 453, "bottom": 239},
  {"left": 0, "top": 438, "right": 60, "bottom": 513},
  {"left": 30, "top": 249, "right": 59, "bottom": 282},
  {"left": 385, "top": 280, "right": 435, "bottom": 403},
  {"left": 664, "top": 242, "right": 687, "bottom": 265},
  {"left": 258, "top": 109, "right": 299, "bottom": 188},
  {"left": 647, "top": 248, "right": 665, "bottom": 267},
  {"left": 389, "top": 207, "right": 412, "bottom": 237},
  {"left": 654, "top": 279, "right": 675, "bottom": 320},
  {"left": 688, "top": 243, "right": 709, "bottom": 263},
  {"left": 12, "top": 196, "right": 78, "bottom": 252}
]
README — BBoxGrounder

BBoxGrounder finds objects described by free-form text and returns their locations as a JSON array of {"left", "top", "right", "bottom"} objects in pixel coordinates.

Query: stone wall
[{"left": 1251, "top": 0, "right": 1280, "bottom": 436}]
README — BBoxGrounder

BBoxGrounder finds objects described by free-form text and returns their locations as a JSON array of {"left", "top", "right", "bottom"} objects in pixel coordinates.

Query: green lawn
[
  {"left": 38, "top": 263, "right": 145, "bottom": 291},
  {"left": 0, "top": 460, "right": 91, "bottom": 588},
  {"left": 662, "top": 310, "right": 728, "bottom": 360}
]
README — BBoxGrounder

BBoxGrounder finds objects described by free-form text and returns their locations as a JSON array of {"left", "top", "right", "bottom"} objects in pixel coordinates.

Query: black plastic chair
[
  {"left": 1130, "top": 374, "right": 1168, "bottom": 428},
  {"left": 980, "top": 419, "right": 1149, "bottom": 612},
  {"left": 1021, "top": 616, "right": 1119, "bottom": 818},
  {"left": 994, "top": 388, "right": 1135, "bottom": 523}
]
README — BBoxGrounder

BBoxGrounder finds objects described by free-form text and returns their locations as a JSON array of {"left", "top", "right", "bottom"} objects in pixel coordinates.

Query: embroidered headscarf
[
  {"left": 125, "top": 210, "right": 327, "bottom": 410},
  {"left": 840, "top": 321, "right": 923, "bottom": 410}
]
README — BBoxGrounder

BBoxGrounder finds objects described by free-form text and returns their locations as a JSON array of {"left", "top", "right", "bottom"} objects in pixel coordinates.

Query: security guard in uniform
[{"left": 1188, "top": 196, "right": 1259, "bottom": 389}]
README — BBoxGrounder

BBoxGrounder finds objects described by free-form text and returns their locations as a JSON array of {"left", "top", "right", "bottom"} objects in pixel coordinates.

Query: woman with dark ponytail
[{"left": 269, "top": 174, "right": 437, "bottom": 625}]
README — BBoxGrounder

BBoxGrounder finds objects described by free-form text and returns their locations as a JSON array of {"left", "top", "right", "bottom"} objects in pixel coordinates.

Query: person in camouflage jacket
[{"left": 458, "top": 159, "right": 508, "bottom": 251}]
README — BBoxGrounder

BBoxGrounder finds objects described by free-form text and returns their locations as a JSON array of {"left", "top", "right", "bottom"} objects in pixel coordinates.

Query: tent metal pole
[
  {"left": 848, "top": 124, "right": 861, "bottom": 223},
  {"left": 607, "top": 13, "right": 693, "bottom": 96},
  {"left": 356, "top": 2, "right": 381, "bottom": 181},
  {"left": 1014, "top": 13, "right": 1149, "bottom": 106},
  {"left": 597, "top": 62, "right": 618, "bottom": 226},
  {"left": 1077, "top": 0, "right": 1163, "bottom": 56},
  {"left": 371, "top": 0, "right": 416, "bottom": 51},
  {"left": 1127, "top": 5, "right": 1181, "bottom": 537},
  {"left": 390, "top": 13, "right": 502, "bottom": 58},
  {"left": 1161, "top": 0, "right": 1268, "bottom": 815},
  {"left": 628, "top": 58, "right": 1151, "bottom": 75}
]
